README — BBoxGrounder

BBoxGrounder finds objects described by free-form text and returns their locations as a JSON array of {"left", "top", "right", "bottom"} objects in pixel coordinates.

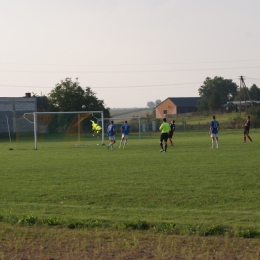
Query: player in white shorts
[
  {"left": 119, "top": 121, "right": 130, "bottom": 149},
  {"left": 107, "top": 120, "right": 116, "bottom": 150},
  {"left": 209, "top": 115, "right": 220, "bottom": 148}
]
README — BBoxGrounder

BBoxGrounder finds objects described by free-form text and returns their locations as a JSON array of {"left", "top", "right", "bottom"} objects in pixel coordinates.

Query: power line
[
  {"left": 245, "top": 79, "right": 260, "bottom": 84},
  {"left": 1, "top": 78, "right": 258, "bottom": 91},
  {"left": 0, "top": 81, "right": 201, "bottom": 90},
  {"left": 0, "top": 65, "right": 260, "bottom": 74},
  {"left": 245, "top": 77, "right": 260, "bottom": 80},
  {"left": 0, "top": 58, "right": 260, "bottom": 67}
]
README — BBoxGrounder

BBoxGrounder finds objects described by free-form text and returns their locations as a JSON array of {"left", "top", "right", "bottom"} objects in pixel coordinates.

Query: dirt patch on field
[{"left": 1, "top": 225, "right": 260, "bottom": 259}]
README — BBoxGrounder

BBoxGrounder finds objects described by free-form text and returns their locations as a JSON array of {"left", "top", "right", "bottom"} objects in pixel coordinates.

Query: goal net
[
  {"left": 14, "top": 111, "right": 104, "bottom": 149},
  {"left": 100, "top": 117, "right": 156, "bottom": 139}
]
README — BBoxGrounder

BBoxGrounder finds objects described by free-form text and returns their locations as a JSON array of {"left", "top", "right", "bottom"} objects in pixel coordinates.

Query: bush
[
  {"left": 248, "top": 106, "right": 260, "bottom": 117},
  {"left": 19, "top": 215, "right": 38, "bottom": 225},
  {"left": 123, "top": 220, "right": 150, "bottom": 230}
]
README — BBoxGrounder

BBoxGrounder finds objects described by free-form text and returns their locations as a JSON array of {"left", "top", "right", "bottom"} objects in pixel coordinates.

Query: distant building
[
  {"left": 155, "top": 97, "right": 200, "bottom": 118},
  {"left": 223, "top": 100, "right": 260, "bottom": 112},
  {"left": 0, "top": 93, "right": 37, "bottom": 134}
]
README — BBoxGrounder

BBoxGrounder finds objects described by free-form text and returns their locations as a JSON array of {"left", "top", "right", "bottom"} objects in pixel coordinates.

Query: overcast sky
[{"left": 0, "top": 0, "right": 260, "bottom": 108}]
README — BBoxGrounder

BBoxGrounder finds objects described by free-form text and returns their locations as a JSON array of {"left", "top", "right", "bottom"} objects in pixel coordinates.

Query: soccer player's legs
[
  {"left": 168, "top": 131, "right": 173, "bottom": 146},
  {"left": 159, "top": 133, "right": 168, "bottom": 152},
  {"left": 163, "top": 134, "right": 169, "bottom": 151},
  {"left": 123, "top": 134, "right": 128, "bottom": 148},
  {"left": 119, "top": 135, "right": 123, "bottom": 148},
  {"left": 243, "top": 130, "right": 247, "bottom": 142},
  {"left": 108, "top": 136, "right": 115, "bottom": 150},
  {"left": 244, "top": 130, "right": 252, "bottom": 142},
  {"left": 119, "top": 134, "right": 128, "bottom": 148},
  {"left": 159, "top": 134, "right": 164, "bottom": 151},
  {"left": 210, "top": 133, "right": 218, "bottom": 148},
  {"left": 215, "top": 135, "right": 219, "bottom": 148}
]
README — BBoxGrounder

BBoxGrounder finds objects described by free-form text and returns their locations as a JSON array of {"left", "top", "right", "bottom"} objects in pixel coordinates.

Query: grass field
[
  {"left": 1, "top": 129, "right": 260, "bottom": 258},
  {"left": 109, "top": 108, "right": 153, "bottom": 118}
]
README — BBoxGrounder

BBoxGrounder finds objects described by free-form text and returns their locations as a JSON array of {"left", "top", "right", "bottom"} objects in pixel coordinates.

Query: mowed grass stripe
[{"left": 3, "top": 201, "right": 260, "bottom": 215}]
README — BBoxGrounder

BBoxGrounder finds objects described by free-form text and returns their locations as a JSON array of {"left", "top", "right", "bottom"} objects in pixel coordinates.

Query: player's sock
[
  {"left": 169, "top": 139, "right": 173, "bottom": 145},
  {"left": 165, "top": 144, "right": 167, "bottom": 151},
  {"left": 119, "top": 140, "right": 122, "bottom": 147},
  {"left": 248, "top": 136, "right": 252, "bottom": 141},
  {"left": 211, "top": 141, "right": 214, "bottom": 147},
  {"left": 160, "top": 143, "right": 163, "bottom": 149},
  {"left": 124, "top": 140, "right": 127, "bottom": 147},
  {"left": 216, "top": 141, "right": 219, "bottom": 148},
  {"left": 244, "top": 136, "right": 246, "bottom": 142}
]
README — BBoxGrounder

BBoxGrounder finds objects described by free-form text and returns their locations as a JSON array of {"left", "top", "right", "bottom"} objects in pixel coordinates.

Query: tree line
[
  {"left": 146, "top": 76, "right": 260, "bottom": 111},
  {"left": 197, "top": 76, "right": 260, "bottom": 111},
  {"left": 34, "top": 78, "right": 110, "bottom": 118},
  {"left": 35, "top": 76, "right": 260, "bottom": 118}
]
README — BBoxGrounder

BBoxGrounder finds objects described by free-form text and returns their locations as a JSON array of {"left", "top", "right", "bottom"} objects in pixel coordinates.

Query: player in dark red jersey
[
  {"left": 168, "top": 120, "right": 175, "bottom": 146},
  {"left": 242, "top": 115, "right": 253, "bottom": 143}
]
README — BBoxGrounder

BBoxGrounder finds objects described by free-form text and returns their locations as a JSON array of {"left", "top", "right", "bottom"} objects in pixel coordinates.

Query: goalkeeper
[{"left": 91, "top": 120, "right": 102, "bottom": 136}]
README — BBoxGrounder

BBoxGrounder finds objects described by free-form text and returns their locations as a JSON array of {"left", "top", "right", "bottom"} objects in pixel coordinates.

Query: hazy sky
[{"left": 1, "top": 0, "right": 260, "bottom": 108}]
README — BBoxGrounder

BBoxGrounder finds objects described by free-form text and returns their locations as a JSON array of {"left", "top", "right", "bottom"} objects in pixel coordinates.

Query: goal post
[{"left": 22, "top": 111, "right": 104, "bottom": 150}]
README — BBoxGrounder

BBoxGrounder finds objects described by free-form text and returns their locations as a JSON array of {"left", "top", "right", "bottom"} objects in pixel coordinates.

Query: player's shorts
[
  {"left": 168, "top": 131, "right": 174, "bottom": 138},
  {"left": 211, "top": 133, "right": 218, "bottom": 138},
  {"left": 121, "top": 134, "right": 128, "bottom": 139},
  {"left": 109, "top": 135, "right": 115, "bottom": 141},
  {"left": 244, "top": 130, "right": 249, "bottom": 135},
  {"left": 160, "top": 133, "right": 169, "bottom": 142}
]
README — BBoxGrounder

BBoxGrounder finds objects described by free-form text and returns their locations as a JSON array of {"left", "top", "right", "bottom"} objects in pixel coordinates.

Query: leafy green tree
[
  {"left": 249, "top": 84, "right": 260, "bottom": 100},
  {"left": 208, "top": 90, "right": 222, "bottom": 110},
  {"left": 197, "top": 98, "right": 209, "bottom": 111},
  {"left": 155, "top": 99, "right": 162, "bottom": 105},
  {"left": 198, "top": 76, "right": 238, "bottom": 108},
  {"left": 147, "top": 101, "right": 155, "bottom": 108},
  {"left": 233, "top": 86, "right": 248, "bottom": 101},
  {"left": 233, "top": 84, "right": 260, "bottom": 101},
  {"left": 48, "top": 78, "right": 110, "bottom": 117}
]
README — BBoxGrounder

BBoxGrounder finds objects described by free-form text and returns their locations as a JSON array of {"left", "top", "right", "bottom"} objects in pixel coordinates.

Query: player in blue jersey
[
  {"left": 209, "top": 115, "right": 220, "bottom": 148},
  {"left": 119, "top": 121, "right": 130, "bottom": 149},
  {"left": 107, "top": 120, "right": 116, "bottom": 150}
]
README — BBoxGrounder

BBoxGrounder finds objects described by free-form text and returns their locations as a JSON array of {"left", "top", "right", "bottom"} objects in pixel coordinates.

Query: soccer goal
[{"left": 21, "top": 111, "right": 104, "bottom": 150}]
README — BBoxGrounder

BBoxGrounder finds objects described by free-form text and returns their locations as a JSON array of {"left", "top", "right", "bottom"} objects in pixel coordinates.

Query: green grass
[
  {"left": 110, "top": 107, "right": 153, "bottom": 118},
  {"left": 1, "top": 129, "right": 260, "bottom": 237}
]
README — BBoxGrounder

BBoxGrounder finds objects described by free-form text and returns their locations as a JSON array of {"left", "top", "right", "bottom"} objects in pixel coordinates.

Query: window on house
[{"left": 163, "top": 110, "right": 167, "bottom": 115}]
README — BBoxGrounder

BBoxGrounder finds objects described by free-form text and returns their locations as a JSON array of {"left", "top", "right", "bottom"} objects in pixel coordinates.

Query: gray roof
[{"left": 168, "top": 97, "right": 201, "bottom": 107}]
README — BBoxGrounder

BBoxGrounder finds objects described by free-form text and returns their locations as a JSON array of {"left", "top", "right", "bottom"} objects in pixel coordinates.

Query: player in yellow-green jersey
[{"left": 159, "top": 118, "right": 171, "bottom": 152}]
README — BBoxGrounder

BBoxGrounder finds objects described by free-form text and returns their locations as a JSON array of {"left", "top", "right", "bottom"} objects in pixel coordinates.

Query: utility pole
[{"left": 239, "top": 76, "right": 252, "bottom": 116}]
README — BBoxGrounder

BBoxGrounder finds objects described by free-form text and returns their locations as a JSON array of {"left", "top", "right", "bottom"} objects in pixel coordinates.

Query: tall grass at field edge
[{"left": 1, "top": 215, "right": 260, "bottom": 238}]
